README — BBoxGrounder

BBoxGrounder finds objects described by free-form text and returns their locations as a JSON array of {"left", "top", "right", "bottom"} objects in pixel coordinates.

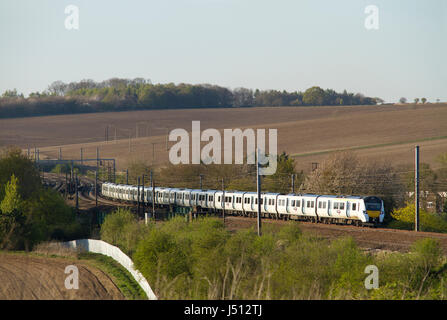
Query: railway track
[{"left": 41, "top": 173, "right": 447, "bottom": 253}]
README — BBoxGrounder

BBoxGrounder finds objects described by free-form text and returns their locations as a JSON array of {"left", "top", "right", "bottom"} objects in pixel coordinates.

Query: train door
[
  {"left": 346, "top": 202, "right": 350, "bottom": 217},
  {"left": 327, "top": 200, "right": 332, "bottom": 216}
]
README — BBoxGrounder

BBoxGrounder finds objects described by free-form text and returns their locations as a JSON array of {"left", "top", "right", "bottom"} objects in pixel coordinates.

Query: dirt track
[{"left": 0, "top": 253, "right": 124, "bottom": 300}]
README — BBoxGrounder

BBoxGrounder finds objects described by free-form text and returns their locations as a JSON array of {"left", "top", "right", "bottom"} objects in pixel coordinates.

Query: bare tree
[{"left": 301, "top": 151, "right": 405, "bottom": 209}]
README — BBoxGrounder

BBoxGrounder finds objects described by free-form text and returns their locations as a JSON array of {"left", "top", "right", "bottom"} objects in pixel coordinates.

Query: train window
[
  {"left": 352, "top": 203, "right": 357, "bottom": 211},
  {"left": 318, "top": 202, "right": 322, "bottom": 209},
  {"left": 340, "top": 203, "right": 345, "bottom": 210},
  {"left": 296, "top": 200, "right": 301, "bottom": 207},
  {"left": 323, "top": 202, "right": 327, "bottom": 209},
  {"left": 291, "top": 200, "right": 295, "bottom": 207},
  {"left": 333, "top": 203, "right": 339, "bottom": 209},
  {"left": 311, "top": 202, "right": 314, "bottom": 208},
  {"left": 307, "top": 201, "right": 310, "bottom": 208}
]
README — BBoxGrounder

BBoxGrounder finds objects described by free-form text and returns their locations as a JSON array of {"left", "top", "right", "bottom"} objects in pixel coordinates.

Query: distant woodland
[{"left": 0, "top": 78, "right": 382, "bottom": 118}]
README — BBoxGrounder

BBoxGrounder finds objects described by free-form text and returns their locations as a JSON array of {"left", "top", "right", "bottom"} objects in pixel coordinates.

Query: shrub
[
  {"left": 100, "top": 208, "right": 149, "bottom": 255},
  {"left": 390, "top": 203, "right": 447, "bottom": 233}
]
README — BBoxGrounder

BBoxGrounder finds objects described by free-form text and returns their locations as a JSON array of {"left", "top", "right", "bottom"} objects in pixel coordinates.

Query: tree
[
  {"left": 263, "top": 152, "right": 302, "bottom": 194},
  {"left": 232, "top": 88, "right": 254, "bottom": 107},
  {"left": 399, "top": 97, "right": 407, "bottom": 104},
  {"left": 47, "top": 81, "right": 67, "bottom": 96},
  {"left": 303, "top": 86, "right": 326, "bottom": 106},
  {"left": 1, "top": 89, "right": 23, "bottom": 99},
  {"left": 435, "top": 152, "right": 447, "bottom": 186},
  {"left": 421, "top": 98, "right": 427, "bottom": 104},
  {"left": 0, "top": 147, "right": 41, "bottom": 201},
  {"left": 0, "top": 146, "right": 82, "bottom": 250},
  {"left": 414, "top": 98, "right": 420, "bottom": 104},
  {"left": 0, "top": 174, "right": 22, "bottom": 214},
  {"left": 302, "top": 151, "right": 405, "bottom": 212}
]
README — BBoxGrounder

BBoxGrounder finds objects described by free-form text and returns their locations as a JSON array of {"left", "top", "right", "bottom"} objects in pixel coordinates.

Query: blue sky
[{"left": 1, "top": 0, "right": 446, "bottom": 102}]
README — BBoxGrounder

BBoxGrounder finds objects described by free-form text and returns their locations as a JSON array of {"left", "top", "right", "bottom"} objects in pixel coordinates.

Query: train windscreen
[{"left": 364, "top": 196, "right": 382, "bottom": 211}]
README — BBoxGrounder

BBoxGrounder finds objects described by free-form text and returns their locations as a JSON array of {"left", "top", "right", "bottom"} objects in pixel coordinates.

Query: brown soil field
[
  {"left": 1, "top": 103, "right": 446, "bottom": 172},
  {"left": 0, "top": 253, "right": 124, "bottom": 300}
]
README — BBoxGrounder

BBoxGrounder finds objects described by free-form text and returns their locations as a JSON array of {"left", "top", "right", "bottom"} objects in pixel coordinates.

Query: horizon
[{"left": 1, "top": 0, "right": 446, "bottom": 103}]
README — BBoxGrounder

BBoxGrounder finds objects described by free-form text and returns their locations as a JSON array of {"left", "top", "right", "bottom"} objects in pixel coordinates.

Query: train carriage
[
  {"left": 300, "top": 194, "right": 319, "bottom": 218},
  {"left": 277, "top": 194, "right": 290, "bottom": 216},
  {"left": 205, "top": 190, "right": 218, "bottom": 210},
  {"left": 101, "top": 182, "right": 385, "bottom": 226}
]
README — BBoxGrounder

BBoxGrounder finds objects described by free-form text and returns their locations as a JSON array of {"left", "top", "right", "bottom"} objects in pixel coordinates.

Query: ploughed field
[
  {"left": 1, "top": 103, "right": 446, "bottom": 171},
  {"left": 0, "top": 253, "right": 124, "bottom": 300}
]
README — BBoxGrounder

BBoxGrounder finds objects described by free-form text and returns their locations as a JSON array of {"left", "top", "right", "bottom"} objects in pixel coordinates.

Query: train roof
[{"left": 103, "top": 183, "right": 379, "bottom": 200}]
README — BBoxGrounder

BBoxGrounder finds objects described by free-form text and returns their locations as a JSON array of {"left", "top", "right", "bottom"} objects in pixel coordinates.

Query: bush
[
  {"left": 390, "top": 203, "right": 447, "bottom": 233},
  {"left": 100, "top": 208, "right": 149, "bottom": 256}
]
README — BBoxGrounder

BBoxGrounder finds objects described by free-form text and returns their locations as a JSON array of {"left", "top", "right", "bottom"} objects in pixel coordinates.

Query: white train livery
[{"left": 101, "top": 183, "right": 385, "bottom": 226}]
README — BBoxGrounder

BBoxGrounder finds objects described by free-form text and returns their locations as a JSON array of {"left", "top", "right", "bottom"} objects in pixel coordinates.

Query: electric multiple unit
[{"left": 101, "top": 183, "right": 385, "bottom": 225}]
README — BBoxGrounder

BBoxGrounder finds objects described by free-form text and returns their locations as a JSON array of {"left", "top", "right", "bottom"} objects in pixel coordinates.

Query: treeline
[{"left": 0, "top": 78, "right": 381, "bottom": 118}]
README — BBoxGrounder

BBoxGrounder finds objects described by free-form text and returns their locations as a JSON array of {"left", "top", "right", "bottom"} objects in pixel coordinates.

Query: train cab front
[{"left": 364, "top": 196, "right": 385, "bottom": 225}]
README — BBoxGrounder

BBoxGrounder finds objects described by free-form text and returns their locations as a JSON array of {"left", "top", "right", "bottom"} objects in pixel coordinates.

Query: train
[{"left": 101, "top": 183, "right": 385, "bottom": 226}]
